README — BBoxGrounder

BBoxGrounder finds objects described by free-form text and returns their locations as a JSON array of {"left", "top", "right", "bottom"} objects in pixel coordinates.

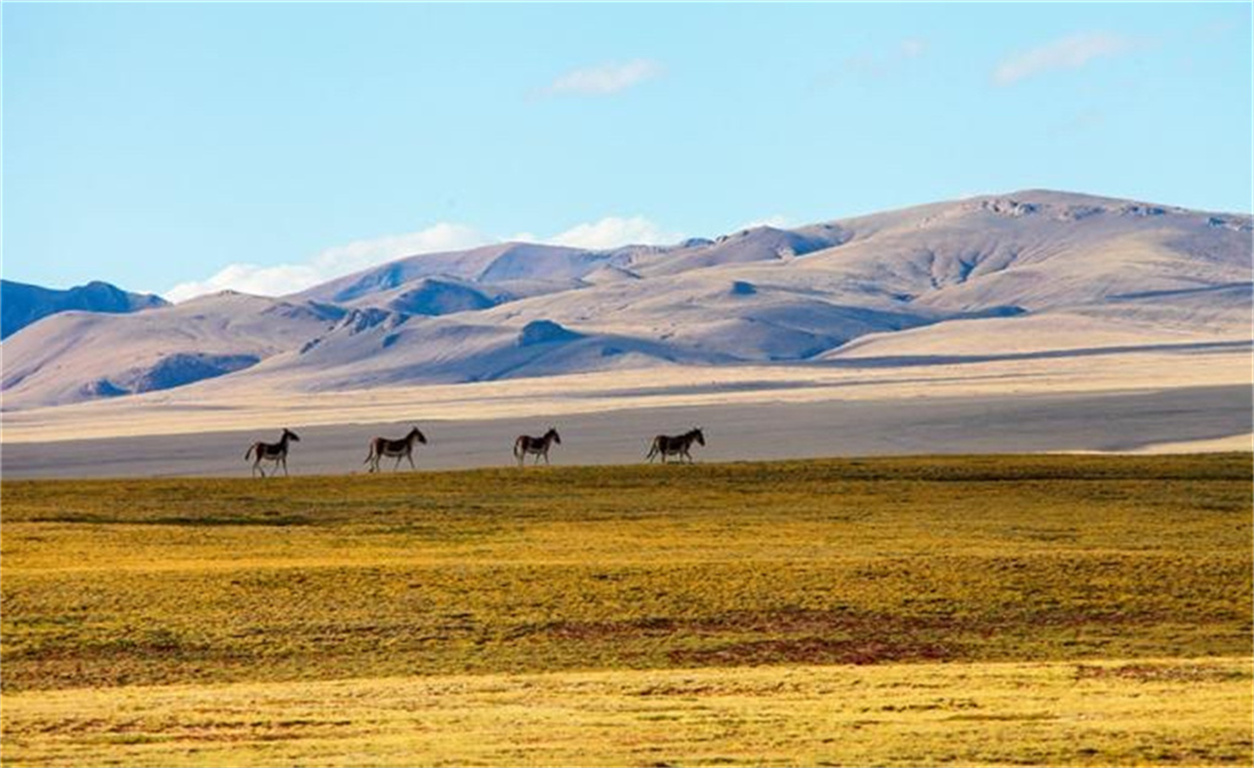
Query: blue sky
[{"left": 3, "top": 2, "right": 1250, "bottom": 300}]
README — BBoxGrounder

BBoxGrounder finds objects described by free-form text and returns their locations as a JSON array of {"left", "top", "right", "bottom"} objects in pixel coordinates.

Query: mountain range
[
  {"left": 2, "top": 190, "right": 1250, "bottom": 411},
  {"left": 1, "top": 279, "right": 168, "bottom": 341}
]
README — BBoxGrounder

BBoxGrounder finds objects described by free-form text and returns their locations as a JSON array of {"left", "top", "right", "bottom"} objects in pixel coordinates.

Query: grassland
[
  {"left": 4, "top": 658, "right": 1250, "bottom": 767},
  {"left": 2, "top": 454, "right": 1251, "bottom": 765}
]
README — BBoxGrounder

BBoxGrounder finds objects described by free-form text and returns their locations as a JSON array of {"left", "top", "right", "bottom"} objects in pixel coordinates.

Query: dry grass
[
  {"left": 2, "top": 454, "right": 1251, "bottom": 764},
  {"left": 1, "top": 658, "right": 1250, "bottom": 767}
]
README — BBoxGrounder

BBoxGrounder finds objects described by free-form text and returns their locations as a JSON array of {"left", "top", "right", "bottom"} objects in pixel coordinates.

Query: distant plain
[{"left": 2, "top": 345, "right": 1250, "bottom": 479}]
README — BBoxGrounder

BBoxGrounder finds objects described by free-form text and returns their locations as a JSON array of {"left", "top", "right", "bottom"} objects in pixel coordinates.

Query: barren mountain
[
  {"left": 2, "top": 190, "right": 1249, "bottom": 410},
  {"left": 0, "top": 279, "right": 168, "bottom": 340},
  {"left": 1, "top": 292, "right": 343, "bottom": 406}
]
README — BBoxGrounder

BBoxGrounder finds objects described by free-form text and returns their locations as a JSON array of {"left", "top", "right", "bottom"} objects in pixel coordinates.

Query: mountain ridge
[
  {"left": 0, "top": 279, "right": 169, "bottom": 340},
  {"left": 2, "top": 190, "right": 1249, "bottom": 410}
]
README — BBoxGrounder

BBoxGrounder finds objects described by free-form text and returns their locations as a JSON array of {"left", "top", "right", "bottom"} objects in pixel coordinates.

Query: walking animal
[
  {"left": 513, "top": 427, "right": 561, "bottom": 467},
  {"left": 646, "top": 427, "right": 706, "bottom": 464},
  {"left": 245, "top": 428, "right": 301, "bottom": 477},
  {"left": 364, "top": 426, "right": 428, "bottom": 472}
]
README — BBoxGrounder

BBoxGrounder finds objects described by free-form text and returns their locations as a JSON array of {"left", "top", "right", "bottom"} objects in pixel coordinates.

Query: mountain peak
[{"left": 0, "top": 278, "right": 168, "bottom": 340}]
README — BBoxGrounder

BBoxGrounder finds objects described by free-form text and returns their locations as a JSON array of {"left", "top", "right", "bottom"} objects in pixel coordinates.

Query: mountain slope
[
  {"left": 294, "top": 242, "right": 616, "bottom": 305},
  {"left": 2, "top": 190, "right": 1249, "bottom": 410},
  {"left": 0, "top": 279, "right": 169, "bottom": 340},
  {"left": 1, "top": 292, "right": 344, "bottom": 406}
]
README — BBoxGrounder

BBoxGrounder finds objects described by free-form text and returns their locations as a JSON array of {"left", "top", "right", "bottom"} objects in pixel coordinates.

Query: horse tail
[
  {"left": 646, "top": 437, "right": 659, "bottom": 459},
  {"left": 513, "top": 436, "right": 524, "bottom": 459},
  {"left": 245, "top": 444, "right": 255, "bottom": 461},
  {"left": 363, "top": 439, "right": 376, "bottom": 464}
]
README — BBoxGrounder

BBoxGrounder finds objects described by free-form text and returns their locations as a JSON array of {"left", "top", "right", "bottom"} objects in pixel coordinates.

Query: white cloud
[
  {"left": 736, "top": 214, "right": 791, "bottom": 230},
  {"left": 165, "top": 263, "right": 324, "bottom": 304},
  {"left": 993, "top": 32, "right": 1134, "bottom": 86},
  {"left": 541, "top": 59, "right": 664, "bottom": 97},
  {"left": 813, "top": 37, "right": 929, "bottom": 89},
  {"left": 546, "top": 216, "right": 684, "bottom": 250},
  {"left": 900, "top": 38, "right": 927, "bottom": 59},
  {"left": 311, "top": 222, "right": 489, "bottom": 276},
  {"left": 164, "top": 216, "right": 683, "bottom": 302},
  {"left": 165, "top": 222, "right": 492, "bottom": 303}
]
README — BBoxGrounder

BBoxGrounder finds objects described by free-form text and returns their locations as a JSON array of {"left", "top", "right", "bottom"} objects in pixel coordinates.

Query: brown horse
[
  {"left": 513, "top": 427, "right": 561, "bottom": 467},
  {"left": 646, "top": 427, "right": 705, "bottom": 464},
  {"left": 364, "top": 426, "right": 428, "bottom": 472},
  {"left": 245, "top": 428, "right": 301, "bottom": 477}
]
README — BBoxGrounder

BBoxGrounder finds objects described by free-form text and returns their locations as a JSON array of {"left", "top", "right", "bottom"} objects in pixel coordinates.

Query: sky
[{"left": 3, "top": 2, "right": 1251, "bottom": 301}]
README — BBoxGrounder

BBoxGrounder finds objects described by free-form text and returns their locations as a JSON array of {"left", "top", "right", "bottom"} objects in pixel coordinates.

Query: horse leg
[
  {"left": 282, "top": 457, "right": 289, "bottom": 477},
  {"left": 407, "top": 452, "right": 416, "bottom": 470}
]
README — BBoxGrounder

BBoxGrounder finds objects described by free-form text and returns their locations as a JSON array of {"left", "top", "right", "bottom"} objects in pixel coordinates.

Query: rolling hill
[{"left": 1, "top": 190, "right": 1249, "bottom": 410}]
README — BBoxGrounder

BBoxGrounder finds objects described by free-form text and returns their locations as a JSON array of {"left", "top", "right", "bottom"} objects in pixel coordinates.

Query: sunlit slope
[{"left": 2, "top": 190, "right": 1249, "bottom": 408}]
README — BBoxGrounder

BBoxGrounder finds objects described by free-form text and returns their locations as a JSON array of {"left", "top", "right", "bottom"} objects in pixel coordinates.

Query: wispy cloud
[
  {"left": 814, "top": 37, "right": 929, "bottom": 89},
  {"left": 165, "top": 263, "right": 325, "bottom": 304},
  {"left": 164, "top": 216, "right": 683, "bottom": 302},
  {"left": 165, "top": 223, "right": 491, "bottom": 302},
  {"left": 313, "top": 223, "right": 489, "bottom": 276},
  {"left": 736, "top": 214, "right": 791, "bottom": 230},
  {"left": 993, "top": 32, "right": 1135, "bottom": 86},
  {"left": 540, "top": 59, "right": 664, "bottom": 97},
  {"left": 545, "top": 216, "right": 684, "bottom": 250},
  {"left": 900, "top": 38, "right": 927, "bottom": 59}
]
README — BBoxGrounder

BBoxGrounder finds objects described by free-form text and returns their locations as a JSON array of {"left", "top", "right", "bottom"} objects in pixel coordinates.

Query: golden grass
[
  {"left": 2, "top": 658, "right": 1250, "bottom": 767},
  {"left": 2, "top": 454, "right": 1251, "bottom": 765}
]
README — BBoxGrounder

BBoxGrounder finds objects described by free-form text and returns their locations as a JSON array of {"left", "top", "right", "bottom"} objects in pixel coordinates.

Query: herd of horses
[{"left": 244, "top": 426, "right": 706, "bottom": 477}]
